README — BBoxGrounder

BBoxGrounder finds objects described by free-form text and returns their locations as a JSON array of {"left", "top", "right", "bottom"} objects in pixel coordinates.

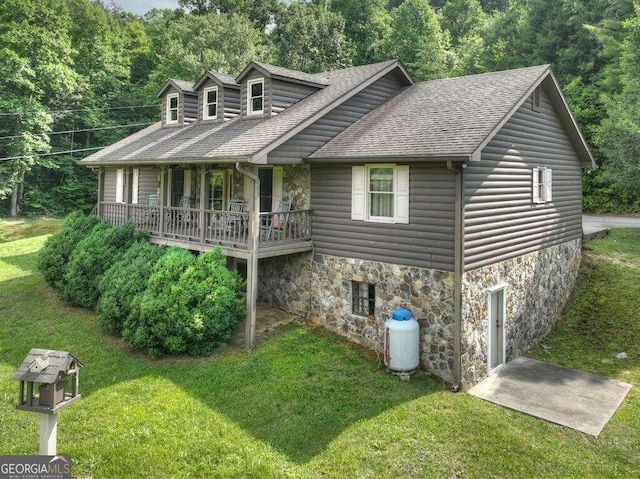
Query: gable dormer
[
  {"left": 158, "top": 79, "right": 198, "bottom": 127},
  {"left": 193, "top": 72, "right": 241, "bottom": 122},
  {"left": 236, "top": 62, "right": 330, "bottom": 119}
]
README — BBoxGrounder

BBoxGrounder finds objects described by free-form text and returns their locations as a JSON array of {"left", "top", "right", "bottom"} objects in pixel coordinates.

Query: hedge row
[{"left": 37, "top": 213, "right": 245, "bottom": 357}]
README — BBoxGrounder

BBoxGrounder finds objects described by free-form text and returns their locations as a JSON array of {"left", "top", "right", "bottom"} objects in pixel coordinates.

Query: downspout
[
  {"left": 447, "top": 160, "right": 466, "bottom": 392},
  {"left": 235, "top": 162, "right": 260, "bottom": 351}
]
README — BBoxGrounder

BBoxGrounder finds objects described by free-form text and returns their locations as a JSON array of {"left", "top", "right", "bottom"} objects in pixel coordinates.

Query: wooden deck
[{"left": 99, "top": 202, "right": 313, "bottom": 259}]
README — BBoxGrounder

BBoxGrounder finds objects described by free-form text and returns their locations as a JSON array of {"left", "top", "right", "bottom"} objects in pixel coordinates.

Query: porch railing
[{"left": 98, "top": 202, "right": 312, "bottom": 251}]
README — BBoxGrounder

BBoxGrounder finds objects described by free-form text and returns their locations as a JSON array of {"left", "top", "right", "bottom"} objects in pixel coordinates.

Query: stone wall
[
  {"left": 257, "top": 252, "right": 456, "bottom": 383},
  {"left": 461, "top": 239, "right": 582, "bottom": 386},
  {"left": 257, "top": 253, "right": 312, "bottom": 317}
]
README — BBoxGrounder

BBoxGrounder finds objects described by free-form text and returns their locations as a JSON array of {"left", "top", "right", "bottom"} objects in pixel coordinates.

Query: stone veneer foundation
[
  {"left": 461, "top": 239, "right": 582, "bottom": 386},
  {"left": 258, "top": 253, "right": 456, "bottom": 383}
]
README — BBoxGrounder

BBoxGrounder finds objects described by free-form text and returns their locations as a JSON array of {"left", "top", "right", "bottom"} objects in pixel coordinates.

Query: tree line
[{"left": 1, "top": 0, "right": 639, "bottom": 216}]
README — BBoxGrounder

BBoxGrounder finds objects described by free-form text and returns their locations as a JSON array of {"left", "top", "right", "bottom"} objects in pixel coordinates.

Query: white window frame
[
  {"left": 247, "top": 78, "right": 264, "bottom": 116},
  {"left": 351, "top": 164, "right": 409, "bottom": 224},
  {"left": 203, "top": 86, "right": 218, "bottom": 120},
  {"left": 532, "top": 166, "right": 552, "bottom": 204},
  {"left": 166, "top": 93, "right": 179, "bottom": 124}
]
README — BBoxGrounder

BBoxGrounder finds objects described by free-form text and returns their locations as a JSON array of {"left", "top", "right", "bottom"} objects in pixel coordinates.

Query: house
[{"left": 78, "top": 59, "right": 594, "bottom": 389}]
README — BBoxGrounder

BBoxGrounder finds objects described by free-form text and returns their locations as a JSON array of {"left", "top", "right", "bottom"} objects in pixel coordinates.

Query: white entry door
[{"left": 487, "top": 286, "right": 506, "bottom": 375}]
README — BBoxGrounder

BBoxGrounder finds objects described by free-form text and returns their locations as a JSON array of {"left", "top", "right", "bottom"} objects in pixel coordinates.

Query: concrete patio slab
[{"left": 468, "top": 357, "right": 632, "bottom": 436}]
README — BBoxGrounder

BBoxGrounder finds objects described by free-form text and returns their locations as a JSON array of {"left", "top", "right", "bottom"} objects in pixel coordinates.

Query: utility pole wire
[
  {"left": 0, "top": 104, "right": 160, "bottom": 117},
  {"left": 0, "top": 146, "right": 105, "bottom": 162},
  {"left": 0, "top": 122, "right": 155, "bottom": 141}
]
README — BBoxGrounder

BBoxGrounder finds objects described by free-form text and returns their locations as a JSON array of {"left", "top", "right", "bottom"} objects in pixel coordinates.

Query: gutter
[
  {"left": 235, "top": 162, "right": 260, "bottom": 351},
  {"left": 447, "top": 160, "right": 467, "bottom": 392}
]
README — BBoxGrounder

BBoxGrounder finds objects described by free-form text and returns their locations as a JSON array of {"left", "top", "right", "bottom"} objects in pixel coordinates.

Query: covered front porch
[{"left": 95, "top": 163, "right": 313, "bottom": 259}]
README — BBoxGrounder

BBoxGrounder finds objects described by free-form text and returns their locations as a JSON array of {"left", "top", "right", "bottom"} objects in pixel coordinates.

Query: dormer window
[
  {"left": 203, "top": 86, "right": 218, "bottom": 120},
  {"left": 247, "top": 78, "right": 264, "bottom": 116},
  {"left": 167, "top": 93, "right": 179, "bottom": 124}
]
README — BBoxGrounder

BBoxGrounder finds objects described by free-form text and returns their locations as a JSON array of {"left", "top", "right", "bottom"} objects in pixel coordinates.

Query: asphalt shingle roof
[
  {"left": 170, "top": 79, "right": 196, "bottom": 93},
  {"left": 247, "top": 62, "right": 331, "bottom": 86},
  {"left": 79, "top": 60, "right": 400, "bottom": 166},
  {"left": 310, "top": 65, "right": 550, "bottom": 160}
]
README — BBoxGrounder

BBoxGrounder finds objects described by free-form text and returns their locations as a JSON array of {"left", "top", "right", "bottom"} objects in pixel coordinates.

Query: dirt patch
[{"left": 228, "top": 305, "right": 303, "bottom": 348}]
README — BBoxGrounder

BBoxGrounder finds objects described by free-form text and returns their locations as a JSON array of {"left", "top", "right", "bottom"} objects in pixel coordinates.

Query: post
[
  {"left": 235, "top": 163, "right": 260, "bottom": 351},
  {"left": 159, "top": 166, "right": 166, "bottom": 237},
  {"left": 199, "top": 166, "right": 206, "bottom": 244},
  {"left": 39, "top": 414, "right": 57, "bottom": 456},
  {"left": 96, "top": 167, "right": 103, "bottom": 218}
]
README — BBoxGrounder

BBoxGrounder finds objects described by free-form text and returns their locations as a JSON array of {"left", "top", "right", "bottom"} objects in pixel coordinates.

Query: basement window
[{"left": 352, "top": 281, "right": 375, "bottom": 317}]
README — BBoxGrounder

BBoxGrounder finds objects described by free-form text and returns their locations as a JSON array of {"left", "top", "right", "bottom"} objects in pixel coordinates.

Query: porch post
[
  {"left": 199, "top": 166, "right": 206, "bottom": 244},
  {"left": 96, "top": 167, "right": 103, "bottom": 218},
  {"left": 159, "top": 166, "right": 166, "bottom": 237},
  {"left": 124, "top": 167, "right": 131, "bottom": 222}
]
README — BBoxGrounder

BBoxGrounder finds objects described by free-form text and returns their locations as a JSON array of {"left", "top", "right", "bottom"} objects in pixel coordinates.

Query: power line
[
  {"left": 0, "top": 104, "right": 160, "bottom": 117},
  {"left": 0, "top": 146, "right": 106, "bottom": 162},
  {"left": 0, "top": 122, "right": 155, "bottom": 141}
]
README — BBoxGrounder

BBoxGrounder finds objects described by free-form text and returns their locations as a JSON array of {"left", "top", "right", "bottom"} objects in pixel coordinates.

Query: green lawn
[{"left": 1, "top": 221, "right": 639, "bottom": 478}]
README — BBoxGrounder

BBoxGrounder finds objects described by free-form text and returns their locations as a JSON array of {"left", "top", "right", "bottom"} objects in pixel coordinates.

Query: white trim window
[
  {"left": 532, "top": 166, "right": 552, "bottom": 204},
  {"left": 352, "top": 164, "right": 409, "bottom": 223},
  {"left": 203, "top": 86, "right": 218, "bottom": 120},
  {"left": 166, "top": 93, "right": 179, "bottom": 124},
  {"left": 247, "top": 78, "right": 264, "bottom": 116}
]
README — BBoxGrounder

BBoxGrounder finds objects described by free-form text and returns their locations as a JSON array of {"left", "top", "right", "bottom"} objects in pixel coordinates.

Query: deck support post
[
  {"left": 96, "top": 167, "right": 104, "bottom": 217},
  {"left": 236, "top": 162, "right": 260, "bottom": 351}
]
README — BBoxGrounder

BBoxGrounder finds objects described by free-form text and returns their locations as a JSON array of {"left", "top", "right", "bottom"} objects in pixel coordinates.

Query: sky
[{"left": 109, "top": 0, "right": 181, "bottom": 16}]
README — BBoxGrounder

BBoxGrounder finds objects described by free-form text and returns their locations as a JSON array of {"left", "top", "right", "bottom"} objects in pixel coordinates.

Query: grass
[{"left": 1, "top": 222, "right": 639, "bottom": 478}]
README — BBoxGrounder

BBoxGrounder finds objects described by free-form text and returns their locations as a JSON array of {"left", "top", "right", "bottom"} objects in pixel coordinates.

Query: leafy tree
[
  {"left": 440, "top": 0, "right": 487, "bottom": 47},
  {"left": 329, "top": 0, "right": 391, "bottom": 64},
  {"left": 382, "top": 0, "right": 450, "bottom": 80},
  {"left": 0, "top": 0, "right": 80, "bottom": 216},
  {"left": 273, "top": 1, "right": 354, "bottom": 73},
  {"left": 145, "top": 12, "right": 274, "bottom": 92},
  {"left": 596, "top": 5, "right": 640, "bottom": 202},
  {"left": 179, "top": 0, "right": 285, "bottom": 30}
]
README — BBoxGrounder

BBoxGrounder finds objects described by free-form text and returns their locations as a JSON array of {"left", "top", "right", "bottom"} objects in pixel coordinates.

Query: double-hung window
[
  {"left": 166, "top": 93, "right": 179, "bottom": 124},
  {"left": 351, "top": 164, "right": 409, "bottom": 223},
  {"left": 203, "top": 86, "right": 218, "bottom": 120},
  {"left": 247, "top": 78, "right": 264, "bottom": 115},
  {"left": 532, "top": 166, "right": 552, "bottom": 204}
]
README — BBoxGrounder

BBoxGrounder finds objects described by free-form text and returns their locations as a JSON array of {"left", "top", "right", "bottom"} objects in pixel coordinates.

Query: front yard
[{"left": 0, "top": 221, "right": 639, "bottom": 478}]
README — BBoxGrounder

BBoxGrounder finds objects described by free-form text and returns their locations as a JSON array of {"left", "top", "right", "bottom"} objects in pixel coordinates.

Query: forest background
[{"left": 1, "top": 0, "right": 639, "bottom": 217}]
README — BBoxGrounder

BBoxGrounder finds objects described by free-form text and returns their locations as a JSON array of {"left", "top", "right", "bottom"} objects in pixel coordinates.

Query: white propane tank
[{"left": 384, "top": 308, "right": 420, "bottom": 373}]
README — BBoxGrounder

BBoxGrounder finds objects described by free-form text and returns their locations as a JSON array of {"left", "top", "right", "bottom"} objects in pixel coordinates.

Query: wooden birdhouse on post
[{"left": 14, "top": 349, "right": 83, "bottom": 455}]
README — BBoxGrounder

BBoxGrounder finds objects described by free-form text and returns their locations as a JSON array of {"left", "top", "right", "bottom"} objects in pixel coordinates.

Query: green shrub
[
  {"left": 97, "top": 241, "right": 166, "bottom": 335},
  {"left": 37, "top": 212, "right": 103, "bottom": 289},
  {"left": 122, "top": 247, "right": 196, "bottom": 357},
  {"left": 62, "top": 221, "right": 138, "bottom": 309},
  {"left": 123, "top": 248, "right": 245, "bottom": 357}
]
